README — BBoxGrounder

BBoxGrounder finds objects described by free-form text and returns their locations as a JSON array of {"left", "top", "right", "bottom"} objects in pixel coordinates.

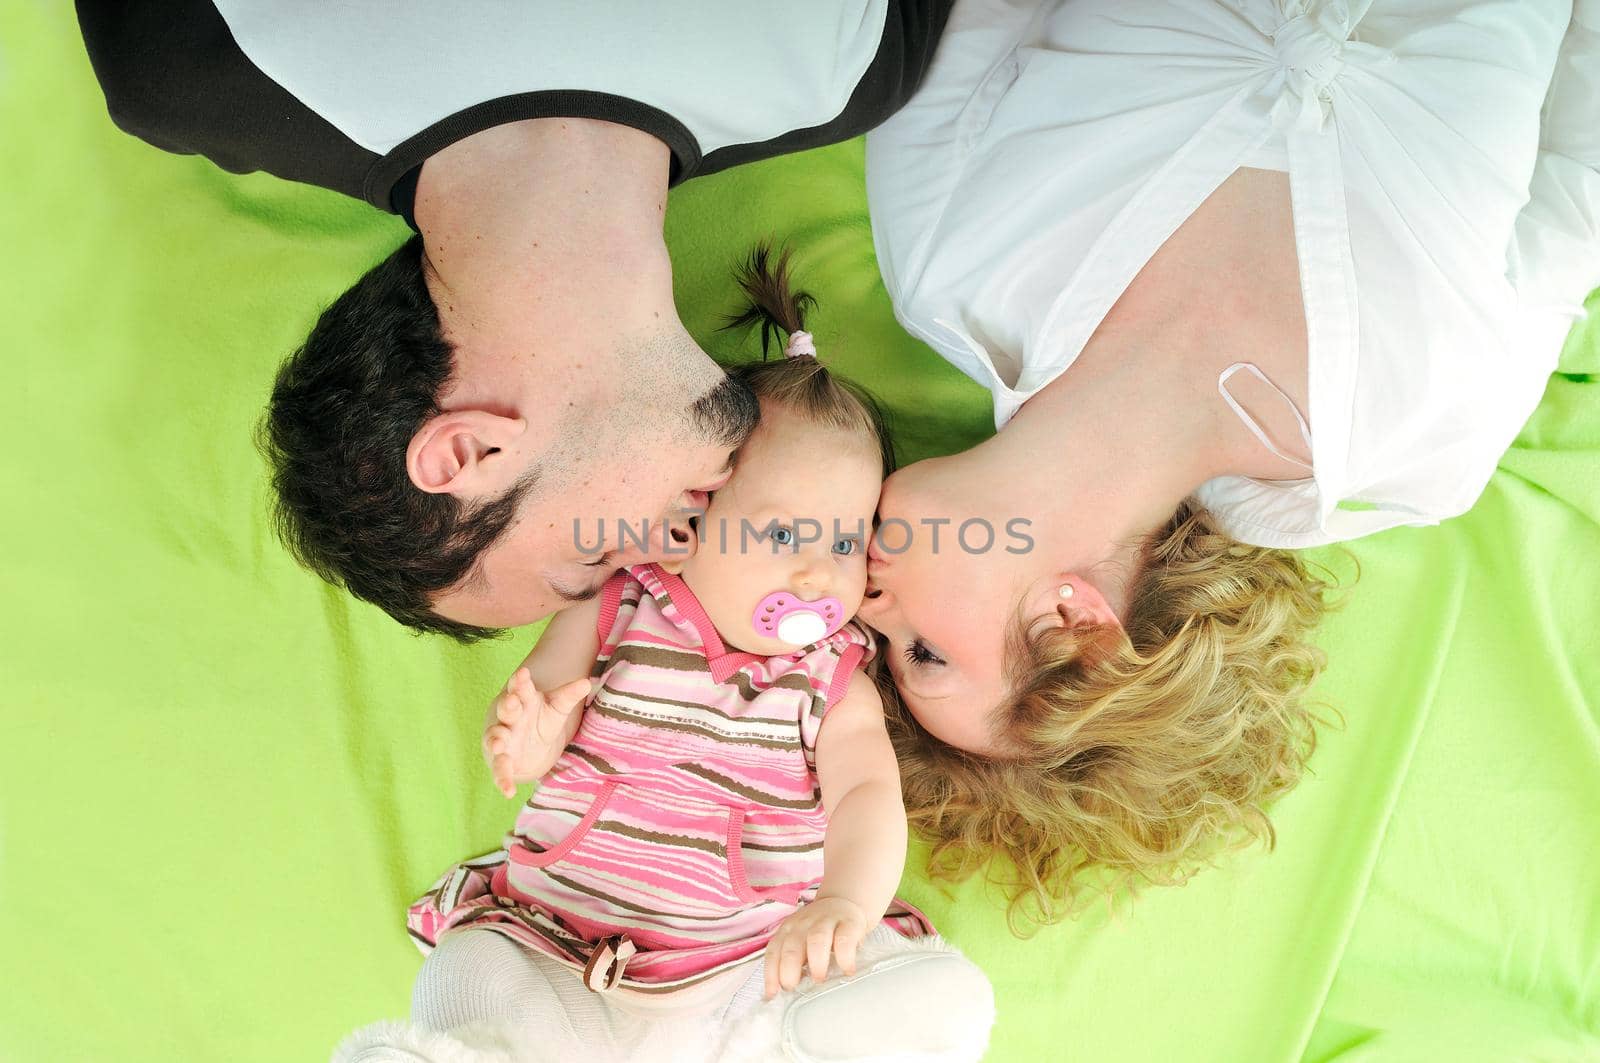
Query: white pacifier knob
[
  {"left": 752, "top": 591, "right": 845, "bottom": 646},
  {"left": 777, "top": 611, "right": 827, "bottom": 645}
]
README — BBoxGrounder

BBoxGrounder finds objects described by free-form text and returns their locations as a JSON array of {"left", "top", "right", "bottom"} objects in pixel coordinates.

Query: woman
[{"left": 858, "top": 0, "right": 1599, "bottom": 918}]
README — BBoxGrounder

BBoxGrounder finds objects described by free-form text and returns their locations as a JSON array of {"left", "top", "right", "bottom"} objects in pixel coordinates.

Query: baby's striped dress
[{"left": 408, "top": 563, "right": 934, "bottom": 1006}]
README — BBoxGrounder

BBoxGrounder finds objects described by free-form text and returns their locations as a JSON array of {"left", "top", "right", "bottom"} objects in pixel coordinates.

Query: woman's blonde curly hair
[{"left": 884, "top": 498, "right": 1336, "bottom": 933}]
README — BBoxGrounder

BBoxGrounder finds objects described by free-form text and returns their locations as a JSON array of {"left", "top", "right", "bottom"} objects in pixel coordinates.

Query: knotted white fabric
[{"left": 1268, "top": 2, "right": 1392, "bottom": 131}]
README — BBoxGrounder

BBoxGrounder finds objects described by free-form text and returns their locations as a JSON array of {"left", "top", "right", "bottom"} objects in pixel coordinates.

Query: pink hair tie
[{"left": 783, "top": 330, "right": 817, "bottom": 358}]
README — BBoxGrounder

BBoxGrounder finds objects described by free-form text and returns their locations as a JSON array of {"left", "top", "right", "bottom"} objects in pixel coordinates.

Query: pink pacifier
[{"left": 752, "top": 591, "right": 845, "bottom": 645}]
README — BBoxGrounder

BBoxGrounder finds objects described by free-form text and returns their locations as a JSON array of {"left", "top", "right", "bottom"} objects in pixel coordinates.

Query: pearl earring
[{"left": 1058, "top": 584, "right": 1074, "bottom": 599}]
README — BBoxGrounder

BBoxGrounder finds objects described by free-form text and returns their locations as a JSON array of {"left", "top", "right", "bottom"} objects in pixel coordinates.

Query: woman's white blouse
[{"left": 867, "top": 0, "right": 1600, "bottom": 548}]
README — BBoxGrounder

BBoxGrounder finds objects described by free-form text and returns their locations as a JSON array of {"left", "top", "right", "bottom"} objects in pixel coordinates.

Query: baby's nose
[{"left": 790, "top": 556, "right": 829, "bottom": 595}]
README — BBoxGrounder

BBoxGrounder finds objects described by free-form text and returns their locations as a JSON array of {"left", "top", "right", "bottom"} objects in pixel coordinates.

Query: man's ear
[{"left": 406, "top": 410, "right": 527, "bottom": 495}]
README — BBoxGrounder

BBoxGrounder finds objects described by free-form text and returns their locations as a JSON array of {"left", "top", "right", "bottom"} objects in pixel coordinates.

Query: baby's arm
[
  {"left": 812, "top": 670, "right": 909, "bottom": 920},
  {"left": 764, "top": 669, "right": 908, "bottom": 996},
  {"left": 482, "top": 595, "right": 604, "bottom": 797}
]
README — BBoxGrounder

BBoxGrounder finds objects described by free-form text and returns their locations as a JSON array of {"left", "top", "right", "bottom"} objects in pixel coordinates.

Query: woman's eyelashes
[{"left": 903, "top": 638, "right": 946, "bottom": 667}]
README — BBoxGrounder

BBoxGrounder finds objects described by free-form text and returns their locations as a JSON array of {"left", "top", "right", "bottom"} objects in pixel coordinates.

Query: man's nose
[
  {"left": 614, "top": 514, "right": 697, "bottom": 568},
  {"left": 664, "top": 508, "right": 697, "bottom": 550},
  {"left": 674, "top": 488, "right": 712, "bottom": 516}
]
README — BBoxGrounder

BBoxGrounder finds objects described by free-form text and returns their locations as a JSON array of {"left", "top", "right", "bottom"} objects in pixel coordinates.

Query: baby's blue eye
[
  {"left": 770, "top": 526, "right": 795, "bottom": 546},
  {"left": 832, "top": 538, "right": 858, "bottom": 556}
]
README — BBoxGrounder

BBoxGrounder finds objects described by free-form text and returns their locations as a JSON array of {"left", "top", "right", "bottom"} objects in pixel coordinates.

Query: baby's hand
[
  {"left": 763, "top": 896, "right": 868, "bottom": 999},
  {"left": 482, "top": 669, "right": 590, "bottom": 798}
]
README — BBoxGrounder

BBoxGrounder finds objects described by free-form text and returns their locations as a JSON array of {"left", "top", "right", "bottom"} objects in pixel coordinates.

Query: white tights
[{"left": 335, "top": 927, "right": 995, "bottom": 1063}]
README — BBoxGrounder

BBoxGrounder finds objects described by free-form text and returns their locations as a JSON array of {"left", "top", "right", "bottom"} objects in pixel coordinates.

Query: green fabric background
[{"left": 2, "top": 6, "right": 1596, "bottom": 1061}]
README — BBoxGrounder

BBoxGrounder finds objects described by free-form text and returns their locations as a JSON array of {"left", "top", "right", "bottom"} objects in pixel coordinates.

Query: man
[{"left": 77, "top": 1, "right": 953, "bottom": 638}]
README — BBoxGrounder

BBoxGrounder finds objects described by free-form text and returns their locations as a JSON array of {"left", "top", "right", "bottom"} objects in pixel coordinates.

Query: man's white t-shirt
[{"left": 80, "top": 0, "right": 954, "bottom": 226}]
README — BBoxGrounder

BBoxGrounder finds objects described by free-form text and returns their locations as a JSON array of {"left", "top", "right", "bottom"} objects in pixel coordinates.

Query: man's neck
[{"left": 411, "top": 118, "right": 678, "bottom": 398}]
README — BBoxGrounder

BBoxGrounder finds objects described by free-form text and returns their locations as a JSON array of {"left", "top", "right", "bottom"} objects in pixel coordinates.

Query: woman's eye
[
  {"left": 832, "top": 538, "right": 858, "bottom": 556},
  {"left": 770, "top": 526, "right": 795, "bottom": 546},
  {"left": 904, "top": 639, "right": 946, "bottom": 667}
]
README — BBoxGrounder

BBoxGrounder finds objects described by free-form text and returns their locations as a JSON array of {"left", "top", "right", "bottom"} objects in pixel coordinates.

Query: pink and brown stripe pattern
[{"left": 409, "top": 565, "right": 934, "bottom": 994}]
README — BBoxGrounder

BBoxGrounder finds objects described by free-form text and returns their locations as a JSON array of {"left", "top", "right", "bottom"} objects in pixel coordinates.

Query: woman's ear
[
  {"left": 1025, "top": 573, "right": 1125, "bottom": 633},
  {"left": 406, "top": 410, "right": 528, "bottom": 495},
  {"left": 1059, "top": 574, "right": 1124, "bottom": 631}
]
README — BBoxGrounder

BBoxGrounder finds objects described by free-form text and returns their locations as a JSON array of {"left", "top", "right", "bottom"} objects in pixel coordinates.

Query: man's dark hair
[{"left": 259, "top": 235, "right": 529, "bottom": 642}]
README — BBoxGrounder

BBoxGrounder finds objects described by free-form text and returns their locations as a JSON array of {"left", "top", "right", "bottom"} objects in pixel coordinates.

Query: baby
[{"left": 369, "top": 250, "right": 994, "bottom": 1062}]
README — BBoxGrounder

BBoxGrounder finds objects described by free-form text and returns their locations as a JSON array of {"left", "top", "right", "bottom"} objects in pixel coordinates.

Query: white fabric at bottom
[
  {"left": 412, "top": 930, "right": 688, "bottom": 1050},
  {"left": 334, "top": 926, "right": 995, "bottom": 1063},
  {"left": 780, "top": 946, "right": 995, "bottom": 1063}
]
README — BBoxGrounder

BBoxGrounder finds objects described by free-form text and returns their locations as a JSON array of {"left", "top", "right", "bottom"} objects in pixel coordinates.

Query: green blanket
[{"left": 3, "top": 6, "right": 1595, "bottom": 1060}]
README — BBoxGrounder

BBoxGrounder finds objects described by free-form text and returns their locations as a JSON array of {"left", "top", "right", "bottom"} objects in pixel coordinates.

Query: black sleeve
[
  {"left": 75, "top": 0, "right": 386, "bottom": 210},
  {"left": 696, "top": 0, "right": 958, "bottom": 179}
]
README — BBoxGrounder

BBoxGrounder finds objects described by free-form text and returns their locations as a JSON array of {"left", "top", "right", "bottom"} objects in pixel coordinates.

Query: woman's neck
[
  {"left": 980, "top": 166, "right": 1315, "bottom": 554},
  {"left": 987, "top": 326, "right": 1226, "bottom": 559}
]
